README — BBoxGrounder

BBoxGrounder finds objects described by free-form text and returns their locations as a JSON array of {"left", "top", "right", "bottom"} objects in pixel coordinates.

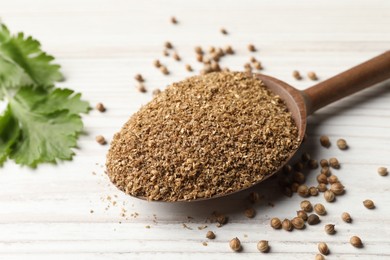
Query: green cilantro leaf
[
  {"left": 8, "top": 87, "right": 86, "bottom": 167},
  {"left": 0, "top": 106, "right": 20, "bottom": 165},
  {"left": 0, "top": 24, "right": 63, "bottom": 88}
]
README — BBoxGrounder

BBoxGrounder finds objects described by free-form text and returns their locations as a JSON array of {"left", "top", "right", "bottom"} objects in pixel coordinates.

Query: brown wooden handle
[{"left": 303, "top": 51, "right": 390, "bottom": 115}]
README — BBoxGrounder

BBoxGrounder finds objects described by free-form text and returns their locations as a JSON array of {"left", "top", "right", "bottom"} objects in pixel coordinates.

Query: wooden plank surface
[{"left": 0, "top": 0, "right": 390, "bottom": 259}]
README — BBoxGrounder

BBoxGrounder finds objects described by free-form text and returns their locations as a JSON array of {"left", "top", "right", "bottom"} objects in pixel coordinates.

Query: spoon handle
[{"left": 303, "top": 50, "right": 390, "bottom": 115}]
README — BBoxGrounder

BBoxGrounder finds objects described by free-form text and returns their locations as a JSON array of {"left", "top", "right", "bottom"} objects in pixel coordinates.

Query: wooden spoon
[{"left": 137, "top": 51, "right": 390, "bottom": 202}]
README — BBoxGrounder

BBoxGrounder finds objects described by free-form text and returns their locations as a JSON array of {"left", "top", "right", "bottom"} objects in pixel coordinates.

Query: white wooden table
[{"left": 1, "top": 0, "right": 389, "bottom": 259}]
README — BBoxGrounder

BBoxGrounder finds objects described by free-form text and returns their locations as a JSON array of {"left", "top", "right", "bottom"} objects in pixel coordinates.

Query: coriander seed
[
  {"left": 301, "top": 152, "right": 311, "bottom": 162},
  {"left": 307, "top": 214, "right": 320, "bottom": 225},
  {"left": 363, "top": 199, "right": 375, "bottom": 209},
  {"left": 337, "top": 138, "right": 348, "bottom": 150},
  {"left": 244, "top": 208, "right": 256, "bottom": 218},
  {"left": 350, "top": 236, "right": 363, "bottom": 248},
  {"left": 300, "top": 200, "right": 313, "bottom": 212},
  {"left": 282, "top": 219, "right": 293, "bottom": 231},
  {"left": 329, "top": 157, "right": 340, "bottom": 169},
  {"left": 153, "top": 59, "right": 161, "bottom": 68},
  {"left": 320, "top": 159, "right": 329, "bottom": 168},
  {"left": 248, "top": 192, "right": 260, "bottom": 203},
  {"left": 270, "top": 217, "right": 282, "bottom": 229},
  {"left": 328, "top": 175, "right": 339, "bottom": 184},
  {"left": 257, "top": 240, "right": 269, "bottom": 253},
  {"left": 297, "top": 185, "right": 310, "bottom": 197},
  {"left": 321, "top": 166, "right": 331, "bottom": 176},
  {"left": 283, "top": 164, "right": 293, "bottom": 174},
  {"left": 314, "top": 203, "right": 326, "bottom": 215},
  {"left": 160, "top": 66, "right": 169, "bottom": 75},
  {"left": 308, "top": 159, "right": 319, "bottom": 169},
  {"left": 291, "top": 217, "right": 305, "bottom": 229},
  {"left": 292, "top": 70, "right": 302, "bottom": 80},
  {"left": 229, "top": 237, "right": 241, "bottom": 252},
  {"left": 152, "top": 89, "right": 161, "bottom": 96},
  {"left": 317, "top": 183, "right": 327, "bottom": 192},
  {"left": 318, "top": 242, "right": 329, "bottom": 255},
  {"left": 164, "top": 41, "right": 173, "bottom": 49},
  {"left": 163, "top": 49, "right": 169, "bottom": 56},
  {"left": 293, "top": 172, "right": 306, "bottom": 184},
  {"left": 220, "top": 28, "right": 228, "bottom": 35},
  {"left": 294, "top": 162, "right": 304, "bottom": 171},
  {"left": 330, "top": 183, "right": 344, "bottom": 195},
  {"left": 291, "top": 182, "right": 299, "bottom": 193},
  {"left": 253, "top": 61, "right": 262, "bottom": 70},
  {"left": 315, "top": 254, "right": 325, "bottom": 260},
  {"left": 170, "top": 16, "right": 178, "bottom": 24},
  {"left": 96, "top": 102, "right": 106, "bottom": 112},
  {"left": 134, "top": 74, "right": 144, "bottom": 82},
  {"left": 248, "top": 44, "right": 256, "bottom": 52},
  {"left": 308, "top": 71, "right": 318, "bottom": 81},
  {"left": 317, "top": 174, "right": 328, "bottom": 184},
  {"left": 206, "top": 231, "right": 216, "bottom": 239},
  {"left": 297, "top": 210, "right": 308, "bottom": 221},
  {"left": 137, "top": 84, "right": 147, "bottom": 93},
  {"left": 194, "top": 46, "right": 203, "bottom": 55},
  {"left": 95, "top": 135, "right": 106, "bottom": 145},
  {"left": 320, "top": 135, "right": 330, "bottom": 148},
  {"left": 378, "top": 167, "right": 388, "bottom": 176},
  {"left": 341, "top": 212, "right": 352, "bottom": 223},
  {"left": 185, "top": 64, "right": 193, "bottom": 72},
  {"left": 173, "top": 52, "right": 181, "bottom": 61},
  {"left": 225, "top": 45, "right": 234, "bottom": 54},
  {"left": 324, "top": 190, "right": 335, "bottom": 202},
  {"left": 196, "top": 54, "right": 203, "bottom": 62},
  {"left": 216, "top": 214, "right": 228, "bottom": 225},
  {"left": 324, "top": 224, "right": 335, "bottom": 234},
  {"left": 309, "top": 186, "right": 319, "bottom": 196}
]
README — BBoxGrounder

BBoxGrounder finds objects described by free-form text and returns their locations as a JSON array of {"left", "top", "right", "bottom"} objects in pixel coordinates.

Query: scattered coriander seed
[
  {"left": 248, "top": 44, "right": 256, "bottom": 52},
  {"left": 163, "top": 49, "right": 169, "bottom": 56},
  {"left": 250, "top": 57, "right": 257, "bottom": 63},
  {"left": 160, "top": 66, "right": 169, "bottom": 75},
  {"left": 165, "top": 41, "right": 173, "bottom": 49},
  {"left": 229, "top": 237, "right": 241, "bottom": 252},
  {"left": 307, "top": 214, "right": 320, "bottom": 225},
  {"left": 225, "top": 45, "right": 234, "bottom": 54},
  {"left": 248, "top": 192, "right": 260, "bottom": 203},
  {"left": 152, "top": 89, "right": 161, "bottom": 96},
  {"left": 292, "top": 70, "right": 302, "bottom": 80},
  {"left": 320, "top": 159, "right": 329, "bottom": 168},
  {"left": 95, "top": 135, "right": 106, "bottom": 145},
  {"left": 170, "top": 16, "right": 178, "bottom": 24},
  {"left": 298, "top": 185, "right": 310, "bottom": 197},
  {"left": 350, "top": 236, "right": 363, "bottom": 248},
  {"left": 320, "top": 135, "right": 330, "bottom": 148},
  {"left": 321, "top": 167, "right": 331, "bottom": 176},
  {"left": 300, "top": 200, "right": 313, "bottom": 212},
  {"left": 134, "top": 74, "right": 144, "bottom": 82},
  {"left": 329, "top": 158, "right": 340, "bottom": 169},
  {"left": 206, "top": 231, "right": 216, "bottom": 239},
  {"left": 196, "top": 53, "right": 203, "bottom": 62},
  {"left": 253, "top": 61, "right": 262, "bottom": 70},
  {"left": 185, "top": 64, "right": 193, "bottom": 72},
  {"left": 317, "top": 183, "right": 327, "bottom": 192},
  {"left": 317, "top": 174, "right": 328, "bottom": 184},
  {"left": 309, "top": 187, "right": 319, "bottom": 196},
  {"left": 341, "top": 212, "right": 352, "bottom": 223},
  {"left": 318, "top": 242, "right": 329, "bottom": 255},
  {"left": 293, "top": 172, "right": 306, "bottom": 184},
  {"left": 324, "top": 190, "right": 335, "bottom": 202},
  {"left": 324, "top": 224, "right": 335, "bottom": 235},
  {"left": 153, "top": 59, "right": 161, "bottom": 68},
  {"left": 137, "top": 84, "right": 147, "bottom": 93},
  {"left": 308, "top": 159, "right": 319, "bottom": 169},
  {"left": 294, "top": 162, "right": 304, "bottom": 171},
  {"left": 328, "top": 175, "right": 339, "bottom": 184},
  {"left": 270, "top": 217, "right": 282, "bottom": 229},
  {"left": 363, "top": 199, "right": 375, "bottom": 209},
  {"left": 194, "top": 46, "right": 203, "bottom": 55},
  {"left": 244, "top": 208, "right": 256, "bottom": 218},
  {"left": 301, "top": 152, "right": 311, "bottom": 162},
  {"left": 257, "top": 240, "right": 269, "bottom": 253},
  {"left": 291, "top": 217, "right": 305, "bottom": 229},
  {"left": 282, "top": 186, "right": 293, "bottom": 197},
  {"left": 220, "top": 28, "right": 228, "bottom": 35},
  {"left": 291, "top": 182, "right": 299, "bottom": 193},
  {"left": 96, "top": 102, "right": 106, "bottom": 112},
  {"left": 297, "top": 210, "right": 308, "bottom": 221},
  {"left": 337, "top": 138, "right": 348, "bottom": 150},
  {"left": 173, "top": 52, "right": 181, "bottom": 61},
  {"left": 308, "top": 71, "right": 318, "bottom": 81},
  {"left": 315, "top": 254, "right": 325, "bottom": 260},
  {"left": 330, "top": 183, "right": 344, "bottom": 195},
  {"left": 216, "top": 214, "right": 228, "bottom": 225},
  {"left": 283, "top": 164, "right": 293, "bottom": 174},
  {"left": 314, "top": 203, "right": 326, "bottom": 215},
  {"left": 282, "top": 219, "right": 293, "bottom": 231},
  {"left": 378, "top": 167, "right": 388, "bottom": 176}
]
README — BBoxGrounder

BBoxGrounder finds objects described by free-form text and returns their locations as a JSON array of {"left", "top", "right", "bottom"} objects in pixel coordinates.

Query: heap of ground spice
[{"left": 106, "top": 72, "right": 300, "bottom": 201}]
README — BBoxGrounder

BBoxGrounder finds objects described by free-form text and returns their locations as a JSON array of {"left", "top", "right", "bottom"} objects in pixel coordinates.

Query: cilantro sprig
[{"left": 0, "top": 23, "right": 89, "bottom": 167}]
